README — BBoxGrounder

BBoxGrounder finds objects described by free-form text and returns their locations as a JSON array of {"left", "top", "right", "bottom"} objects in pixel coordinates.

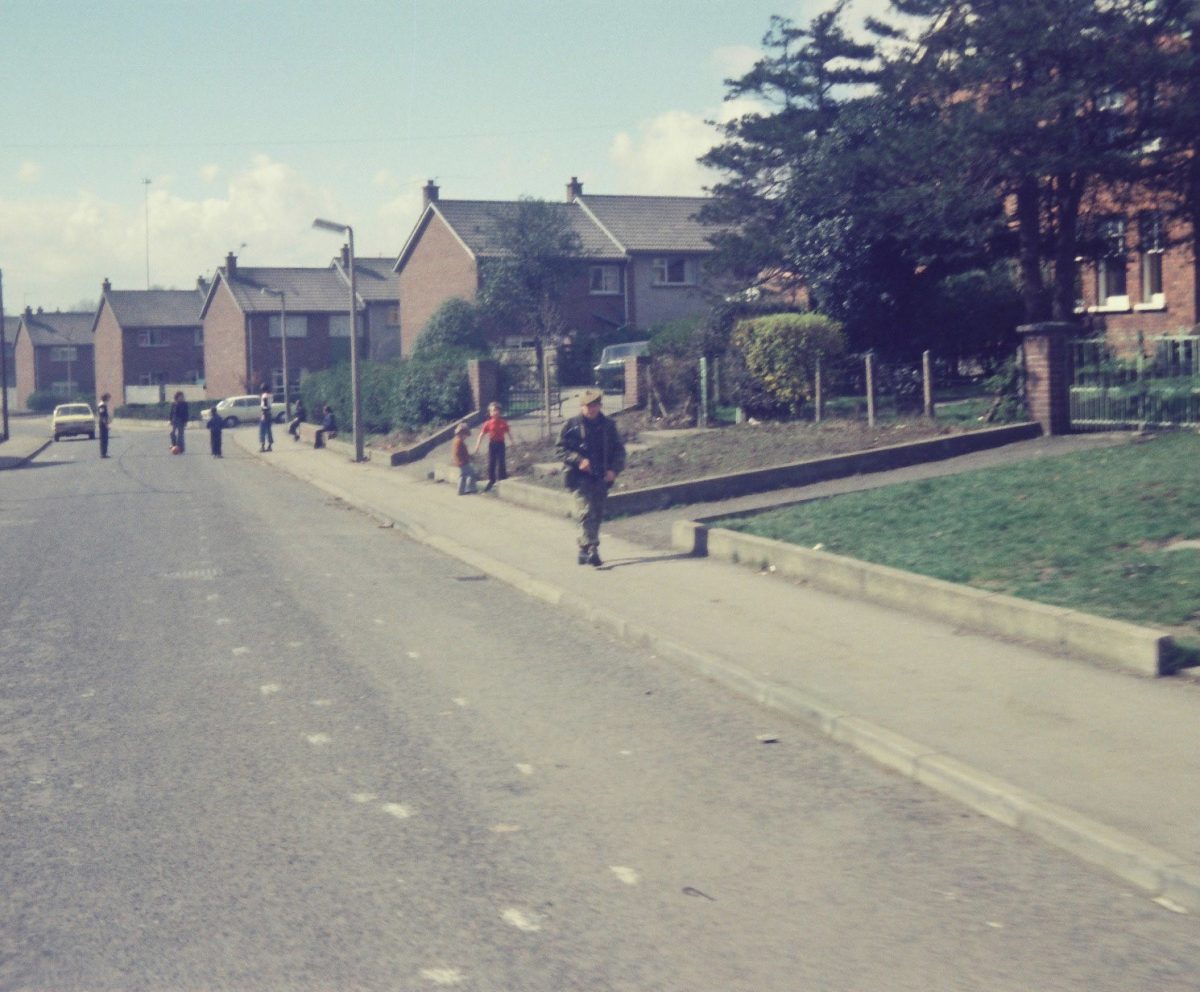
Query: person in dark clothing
[
  {"left": 555, "top": 387, "right": 626, "bottom": 567},
  {"left": 288, "top": 397, "right": 306, "bottom": 441},
  {"left": 315, "top": 405, "right": 337, "bottom": 448},
  {"left": 97, "top": 392, "right": 111, "bottom": 458},
  {"left": 207, "top": 407, "right": 223, "bottom": 457},
  {"left": 169, "top": 391, "right": 189, "bottom": 452}
]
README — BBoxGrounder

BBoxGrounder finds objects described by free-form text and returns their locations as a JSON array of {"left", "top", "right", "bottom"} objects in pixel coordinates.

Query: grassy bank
[{"left": 719, "top": 431, "right": 1200, "bottom": 636}]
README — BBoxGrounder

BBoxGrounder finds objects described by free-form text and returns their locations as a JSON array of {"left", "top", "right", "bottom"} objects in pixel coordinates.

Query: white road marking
[
  {"left": 205, "top": 593, "right": 219, "bottom": 601},
  {"left": 453, "top": 697, "right": 468, "bottom": 707},
  {"left": 80, "top": 689, "right": 95, "bottom": 699},
  {"left": 490, "top": 823, "right": 521, "bottom": 833},
  {"left": 407, "top": 651, "right": 419, "bottom": 659},
  {"left": 351, "top": 792, "right": 378, "bottom": 804},
  {"left": 382, "top": 803, "right": 412, "bottom": 820},
  {"left": 501, "top": 908, "right": 541, "bottom": 932},
  {"left": 419, "top": 967, "right": 465, "bottom": 986},
  {"left": 1154, "top": 896, "right": 1189, "bottom": 914},
  {"left": 311, "top": 699, "right": 333, "bottom": 707},
  {"left": 231, "top": 646, "right": 249, "bottom": 656},
  {"left": 306, "top": 733, "right": 331, "bottom": 746},
  {"left": 259, "top": 684, "right": 282, "bottom": 696},
  {"left": 515, "top": 763, "right": 534, "bottom": 776},
  {"left": 216, "top": 618, "right": 231, "bottom": 625},
  {"left": 610, "top": 866, "right": 640, "bottom": 885}
]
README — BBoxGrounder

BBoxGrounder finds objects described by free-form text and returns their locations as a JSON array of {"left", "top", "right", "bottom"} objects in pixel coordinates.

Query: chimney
[
  {"left": 340, "top": 244, "right": 350, "bottom": 270},
  {"left": 566, "top": 176, "right": 583, "bottom": 202},
  {"left": 423, "top": 179, "right": 440, "bottom": 206},
  {"left": 102, "top": 277, "right": 111, "bottom": 293},
  {"left": 225, "top": 251, "right": 238, "bottom": 279}
]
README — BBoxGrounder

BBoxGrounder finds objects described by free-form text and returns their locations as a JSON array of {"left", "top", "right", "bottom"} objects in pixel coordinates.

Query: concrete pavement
[
  {"left": 225, "top": 423, "right": 1200, "bottom": 915},
  {"left": 8, "top": 417, "right": 1199, "bottom": 914}
]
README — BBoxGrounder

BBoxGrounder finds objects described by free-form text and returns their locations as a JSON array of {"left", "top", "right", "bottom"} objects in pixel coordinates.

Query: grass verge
[{"left": 718, "top": 431, "right": 1200, "bottom": 640}]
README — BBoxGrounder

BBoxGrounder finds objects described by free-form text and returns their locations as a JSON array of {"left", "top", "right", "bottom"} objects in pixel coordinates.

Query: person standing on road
[
  {"left": 207, "top": 407, "right": 224, "bottom": 457},
  {"left": 169, "top": 391, "right": 189, "bottom": 453},
  {"left": 288, "top": 397, "right": 306, "bottom": 441},
  {"left": 258, "top": 385, "right": 274, "bottom": 452},
  {"left": 451, "top": 422, "right": 478, "bottom": 494},
  {"left": 556, "top": 387, "right": 625, "bottom": 567},
  {"left": 97, "top": 392, "right": 111, "bottom": 458},
  {"left": 474, "top": 401, "right": 513, "bottom": 492}
]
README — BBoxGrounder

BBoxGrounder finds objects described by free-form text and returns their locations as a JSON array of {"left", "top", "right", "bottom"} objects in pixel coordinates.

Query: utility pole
[{"left": 142, "top": 178, "right": 152, "bottom": 289}]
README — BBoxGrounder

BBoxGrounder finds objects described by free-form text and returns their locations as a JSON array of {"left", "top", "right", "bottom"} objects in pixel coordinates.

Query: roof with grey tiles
[
  {"left": 211, "top": 266, "right": 363, "bottom": 314},
  {"left": 104, "top": 289, "right": 204, "bottom": 328},
  {"left": 575, "top": 195, "right": 719, "bottom": 253},
  {"left": 19, "top": 311, "right": 95, "bottom": 347},
  {"left": 332, "top": 257, "right": 400, "bottom": 302},
  {"left": 432, "top": 200, "right": 625, "bottom": 260}
]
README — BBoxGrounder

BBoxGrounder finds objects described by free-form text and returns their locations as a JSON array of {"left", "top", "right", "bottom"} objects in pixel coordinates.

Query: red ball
[{"left": 171, "top": 445, "right": 182, "bottom": 455}]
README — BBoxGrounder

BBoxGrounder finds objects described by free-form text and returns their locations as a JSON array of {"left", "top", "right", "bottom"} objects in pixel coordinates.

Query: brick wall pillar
[
  {"left": 1017, "top": 322, "right": 1073, "bottom": 435},
  {"left": 624, "top": 355, "right": 651, "bottom": 409},
  {"left": 468, "top": 358, "right": 499, "bottom": 412}
]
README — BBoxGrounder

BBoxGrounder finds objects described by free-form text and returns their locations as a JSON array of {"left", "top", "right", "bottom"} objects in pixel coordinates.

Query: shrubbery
[
  {"left": 26, "top": 390, "right": 80, "bottom": 413},
  {"left": 730, "top": 312, "right": 847, "bottom": 416},
  {"left": 299, "top": 355, "right": 474, "bottom": 435}
]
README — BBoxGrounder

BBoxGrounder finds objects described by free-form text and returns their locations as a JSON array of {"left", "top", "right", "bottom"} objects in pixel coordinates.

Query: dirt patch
[{"left": 510, "top": 413, "right": 981, "bottom": 490}]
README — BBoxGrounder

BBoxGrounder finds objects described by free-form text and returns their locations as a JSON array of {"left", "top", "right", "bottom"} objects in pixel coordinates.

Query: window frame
[
  {"left": 589, "top": 264, "right": 623, "bottom": 295},
  {"left": 650, "top": 256, "right": 697, "bottom": 287}
]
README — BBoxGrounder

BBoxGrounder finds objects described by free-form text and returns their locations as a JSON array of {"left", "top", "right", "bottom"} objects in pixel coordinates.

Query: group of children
[{"left": 451, "top": 401, "right": 512, "bottom": 495}]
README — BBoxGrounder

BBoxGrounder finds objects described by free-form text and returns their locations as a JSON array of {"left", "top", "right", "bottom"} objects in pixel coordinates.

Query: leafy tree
[
  {"left": 476, "top": 197, "right": 583, "bottom": 342},
  {"left": 873, "top": 0, "right": 1199, "bottom": 322},
  {"left": 700, "top": 4, "right": 877, "bottom": 292},
  {"left": 413, "top": 297, "right": 489, "bottom": 359}
]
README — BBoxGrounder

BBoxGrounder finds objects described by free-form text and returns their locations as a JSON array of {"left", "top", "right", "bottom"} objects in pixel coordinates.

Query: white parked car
[
  {"left": 201, "top": 395, "right": 287, "bottom": 428},
  {"left": 50, "top": 403, "right": 96, "bottom": 441}
]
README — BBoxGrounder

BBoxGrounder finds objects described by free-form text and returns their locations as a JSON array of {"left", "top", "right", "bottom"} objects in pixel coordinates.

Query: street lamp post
[
  {"left": 260, "top": 287, "right": 290, "bottom": 418},
  {"left": 312, "top": 217, "right": 363, "bottom": 462}
]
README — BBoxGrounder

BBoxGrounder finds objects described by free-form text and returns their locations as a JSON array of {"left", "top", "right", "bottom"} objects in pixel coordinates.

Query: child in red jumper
[{"left": 474, "top": 401, "right": 513, "bottom": 492}]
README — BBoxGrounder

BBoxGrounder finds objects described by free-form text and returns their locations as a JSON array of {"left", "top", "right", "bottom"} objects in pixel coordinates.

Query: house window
[
  {"left": 271, "top": 367, "right": 305, "bottom": 395},
  {"left": 329, "top": 314, "right": 365, "bottom": 337},
  {"left": 51, "top": 380, "right": 76, "bottom": 397},
  {"left": 268, "top": 314, "right": 308, "bottom": 338},
  {"left": 50, "top": 346, "right": 78, "bottom": 362},
  {"left": 589, "top": 265, "right": 622, "bottom": 295},
  {"left": 139, "top": 371, "right": 166, "bottom": 386},
  {"left": 1096, "top": 218, "right": 1128, "bottom": 308},
  {"left": 138, "top": 329, "right": 167, "bottom": 347},
  {"left": 651, "top": 256, "right": 696, "bottom": 286},
  {"left": 1139, "top": 212, "right": 1165, "bottom": 306}
]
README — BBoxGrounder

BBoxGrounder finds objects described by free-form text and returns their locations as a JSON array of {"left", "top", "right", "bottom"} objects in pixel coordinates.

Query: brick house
[
  {"left": 12, "top": 308, "right": 95, "bottom": 410},
  {"left": 92, "top": 279, "right": 207, "bottom": 405},
  {"left": 199, "top": 252, "right": 370, "bottom": 399},
  {"left": 393, "top": 178, "right": 722, "bottom": 356},
  {"left": 329, "top": 249, "right": 402, "bottom": 361},
  {"left": 1073, "top": 206, "right": 1199, "bottom": 357}
]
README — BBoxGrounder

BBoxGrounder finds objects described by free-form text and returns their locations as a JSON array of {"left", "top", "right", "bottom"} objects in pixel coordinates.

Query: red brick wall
[
  {"left": 202, "top": 282, "right": 248, "bottom": 398},
  {"left": 397, "top": 214, "right": 479, "bottom": 356},
  {"left": 93, "top": 301, "right": 125, "bottom": 404}
]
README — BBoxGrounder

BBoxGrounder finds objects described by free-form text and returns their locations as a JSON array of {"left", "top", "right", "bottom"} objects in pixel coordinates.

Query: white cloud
[
  {"left": 199, "top": 164, "right": 221, "bottom": 183},
  {"left": 17, "top": 161, "right": 41, "bottom": 183},
  {"left": 711, "top": 44, "right": 761, "bottom": 82},
  {"left": 608, "top": 96, "right": 764, "bottom": 196}
]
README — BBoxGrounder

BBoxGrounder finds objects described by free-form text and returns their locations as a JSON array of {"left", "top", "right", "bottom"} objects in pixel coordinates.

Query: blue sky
[{"left": 0, "top": 0, "right": 887, "bottom": 313}]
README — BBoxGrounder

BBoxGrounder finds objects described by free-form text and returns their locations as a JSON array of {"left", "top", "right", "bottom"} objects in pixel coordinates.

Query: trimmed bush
[
  {"left": 412, "top": 298, "right": 490, "bottom": 359},
  {"left": 731, "top": 312, "right": 847, "bottom": 416}
]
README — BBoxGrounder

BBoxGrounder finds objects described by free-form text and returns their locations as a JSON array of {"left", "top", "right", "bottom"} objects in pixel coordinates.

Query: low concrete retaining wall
[
  {"left": 672, "top": 522, "right": 1174, "bottom": 677},
  {"left": 496, "top": 422, "right": 1042, "bottom": 519}
]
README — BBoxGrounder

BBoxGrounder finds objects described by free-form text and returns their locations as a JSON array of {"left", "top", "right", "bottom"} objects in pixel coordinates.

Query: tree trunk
[
  {"left": 1016, "top": 176, "right": 1048, "bottom": 323},
  {"left": 1050, "top": 175, "right": 1083, "bottom": 323}
]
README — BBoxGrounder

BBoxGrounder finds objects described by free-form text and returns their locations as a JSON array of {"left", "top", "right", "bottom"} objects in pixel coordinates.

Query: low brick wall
[{"left": 672, "top": 522, "right": 1174, "bottom": 677}]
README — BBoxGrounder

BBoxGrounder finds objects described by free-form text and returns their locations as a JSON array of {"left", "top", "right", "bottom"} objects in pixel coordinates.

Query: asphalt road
[{"left": 2, "top": 425, "right": 1199, "bottom": 991}]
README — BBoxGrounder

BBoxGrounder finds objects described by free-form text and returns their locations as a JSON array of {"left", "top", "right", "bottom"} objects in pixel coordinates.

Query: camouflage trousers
[{"left": 571, "top": 474, "right": 609, "bottom": 549}]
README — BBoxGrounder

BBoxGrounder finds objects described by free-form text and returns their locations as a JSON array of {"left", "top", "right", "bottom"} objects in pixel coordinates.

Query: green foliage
[
  {"left": 476, "top": 197, "right": 583, "bottom": 341},
  {"left": 731, "top": 312, "right": 847, "bottom": 415},
  {"left": 26, "top": 390, "right": 67, "bottom": 413},
  {"left": 981, "top": 356, "right": 1029, "bottom": 423},
  {"left": 917, "top": 265, "right": 1023, "bottom": 371},
  {"left": 413, "top": 298, "right": 489, "bottom": 359}
]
